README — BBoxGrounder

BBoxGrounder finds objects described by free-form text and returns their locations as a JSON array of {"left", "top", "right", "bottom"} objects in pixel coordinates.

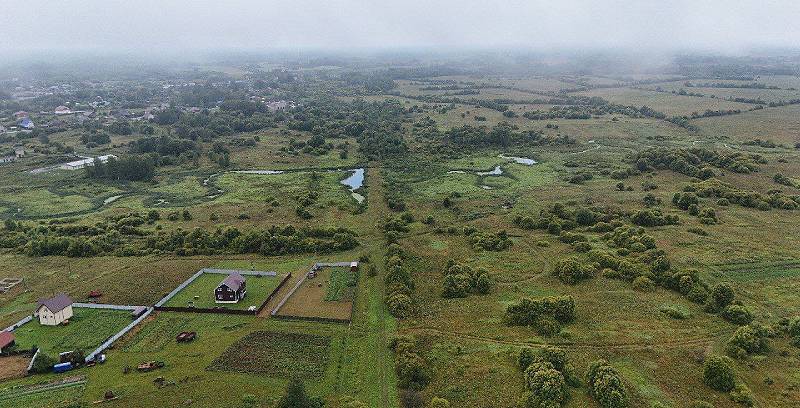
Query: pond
[
  {"left": 499, "top": 154, "right": 537, "bottom": 165},
  {"left": 341, "top": 168, "right": 365, "bottom": 203},
  {"left": 341, "top": 168, "right": 364, "bottom": 190}
]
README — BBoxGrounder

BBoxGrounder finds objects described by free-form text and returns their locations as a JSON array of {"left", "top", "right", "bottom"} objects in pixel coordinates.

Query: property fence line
[
  {"left": 270, "top": 261, "right": 357, "bottom": 318},
  {"left": 153, "top": 269, "right": 290, "bottom": 316},
  {"left": 256, "top": 272, "right": 292, "bottom": 314},
  {"left": 84, "top": 307, "right": 154, "bottom": 363},
  {"left": 271, "top": 314, "right": 351, "bottom": 324},
  {"left": 201, "top": 268, "right": 277, "bottom": 276},
  {"left": 270, "top": 271, "right": 309, "bottom": 316},
  {"left": 154, "top": 269, "right": 205, "bottom": 308},
  {"left": 72, "top": 303, "right": 142, "bottom": 311},
  {"left": 155, "top": 269, "right": 280, "bottom": 309},
  {"left": 3, "top": 315, "right": 32, "bottom": 332},
  {"left": 26, "top": 348, "right": 40, "bottom": 373}
]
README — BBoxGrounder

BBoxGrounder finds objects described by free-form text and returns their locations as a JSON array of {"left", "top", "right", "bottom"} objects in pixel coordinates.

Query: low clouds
[{"left": 1, "top": 0, "right": 798, "bottom": 54}]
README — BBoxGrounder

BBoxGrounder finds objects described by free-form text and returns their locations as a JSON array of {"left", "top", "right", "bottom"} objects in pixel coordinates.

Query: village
[{"left": 0, "top": 260, "right": 360, "bottom": 403}]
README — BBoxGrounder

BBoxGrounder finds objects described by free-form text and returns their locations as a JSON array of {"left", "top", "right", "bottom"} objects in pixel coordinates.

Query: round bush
[{"left": 703, "top": 355, "right": 736, "bottom": 392}]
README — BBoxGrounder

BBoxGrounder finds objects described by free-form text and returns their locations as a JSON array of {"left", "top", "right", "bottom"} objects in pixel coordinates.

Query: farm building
[
  {"left": 35, "top": 293, "right": 74, "bottom": 326},
  {"left": 0, "top": 331, "right": 15, "bottom": 354},
  {"left": 350, "top": 261, "right": 359, "bottom": 272},
  {"left": 215, "top": 273, "right": 247, "bottom": 303},
  {"left": 54, "top": 105, "right": 72, "bottom": 115},
  {"left": 60, "top": 154, "right": 116, "bottom": 170}
]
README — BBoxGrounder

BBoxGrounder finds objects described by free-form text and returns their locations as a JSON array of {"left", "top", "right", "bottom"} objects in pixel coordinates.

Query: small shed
[
  {"left": 0, "top": 331, "right": 15, "bottom": 354},
  {"left": 131, "top": 306, "right": 147, "bottom": 319},
  {"left": 350, "top": 261, "right": 359, "bottom": 272}
]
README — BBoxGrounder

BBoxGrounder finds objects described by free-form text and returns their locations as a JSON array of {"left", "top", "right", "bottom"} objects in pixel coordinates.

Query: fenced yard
[
  {"left": 11, "top": 308, "right": 132, "bottom": 357},
  {"left": 162, "top": 272, "right": 283, "bottom": 310},
  {"left": 273, "top": 264, "right": 357, "bottom": 322}
]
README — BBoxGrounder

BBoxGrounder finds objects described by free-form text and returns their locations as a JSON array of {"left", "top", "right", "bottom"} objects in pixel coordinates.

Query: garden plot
[
  {"left": 207, "top": 331, "right": 331, "bottom": 378},
  {"left": 161, "top": 271, "right": 285, "bottom": 311},
  {"left": 274, "top": 265, "right": 357, "bottom": 322},
  {"left": 10, "top": 307, "right": 132, "bottom": 357}
]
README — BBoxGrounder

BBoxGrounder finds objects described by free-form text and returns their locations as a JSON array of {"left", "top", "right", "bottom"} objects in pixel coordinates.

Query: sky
[{"left": 1, "top": 0, "right": 799, "bottom": 55}]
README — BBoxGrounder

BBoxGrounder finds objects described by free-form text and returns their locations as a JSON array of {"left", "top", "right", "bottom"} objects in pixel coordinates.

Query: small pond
[
  {"left": 341, "top": 168, "right": 365, "bottom": 190},
  {"left": 499, "top": 154, "right": 537, "bottom": 165}
]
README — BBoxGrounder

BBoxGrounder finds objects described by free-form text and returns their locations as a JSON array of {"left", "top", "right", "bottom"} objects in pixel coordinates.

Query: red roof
[{"left": 0, "top": 331, "right": 14, "bottom": 348}]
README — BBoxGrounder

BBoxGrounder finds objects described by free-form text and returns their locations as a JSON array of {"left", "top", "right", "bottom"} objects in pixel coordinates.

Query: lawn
[
  {"left": 162, "top": 272, "right": 284, "bottom": 310},
  {"left": 11, "top": 307, "right": 132, "bottom": 356}
]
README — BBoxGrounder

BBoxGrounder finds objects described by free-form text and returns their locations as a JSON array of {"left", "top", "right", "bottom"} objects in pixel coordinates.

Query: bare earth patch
[{"left": 0, "top": 355, "right": 30, "bottom": 380}]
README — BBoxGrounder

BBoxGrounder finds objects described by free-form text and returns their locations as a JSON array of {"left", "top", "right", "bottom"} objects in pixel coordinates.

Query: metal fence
[
  {"left": 3, "top": 315, "right": 32, "bottom": 332},
  {"left": 84, "top": 307, "right": 154, "bottom": 363}
]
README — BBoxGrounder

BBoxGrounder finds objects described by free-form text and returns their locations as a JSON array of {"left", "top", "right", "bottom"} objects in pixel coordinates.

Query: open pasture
[{"left": 575, "top": 87, "right": 756, "bottom": 116}]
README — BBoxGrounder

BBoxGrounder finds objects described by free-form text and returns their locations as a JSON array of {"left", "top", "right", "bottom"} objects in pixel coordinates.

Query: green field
[
  {"left": 2, "top": 56, "right": 800, "bottom": 408},
  {"left": 163, "top": 272, "right": 283, "bottom": 310},
  {"left": 11, "top": 308, "right": 132, "bottom": 356}
]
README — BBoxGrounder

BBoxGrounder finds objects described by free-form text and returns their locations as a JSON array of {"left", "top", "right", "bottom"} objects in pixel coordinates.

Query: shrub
[
  {"left": 429, "top": 397, "right": 450, "bottom": 408},
  {"left": 395, "top": 350, "right": 430, "bottom": 390},
  {"left": 400, "top": 390, "right": 425, "bottom": 408},
  {"left": 277, "top": 378, "right": 323, "bottom": 408},
  {"left": 524, "top": 362, "right": 567, "bottom": 408},
  {"left": 442, "top": 274, "right": 470, "bottom": 298},
  {"left": 519, "top": 347, "right": 537, "bottom": 370},
  {"left": 387, "top": 293, "right": 413, "bottom": 318},
  {"left": 30, "top": 352, "right": 57, "bottom": 374},
  {"left": 703, "top": 355, "right": 736, "bottom": 392},
  {"left": 721, "top": 305, "right": 754, "bottom": 325},
  {"left": 632, "top": 276, "right": 655, "bottom": 292},
  {"left": 660, "top": 304, "right": 690, "bottom": 319},
  {"left": 726, "top": 324, "right": 770, "bottom": 357},
  {"left": 505, "top": 296, "right": 576, "bottom": 327},
  {"left": 710, "top": 283, "right": 735, "bottom": 310},
  {"left": 586, "top": 360, "right": 629, "bottom": 408},
  {"left": 729, "top": 383, "right": 754, "bottom": 406},
  {"left": 552, "top": 257, "right": 595, "bottom": 285}
]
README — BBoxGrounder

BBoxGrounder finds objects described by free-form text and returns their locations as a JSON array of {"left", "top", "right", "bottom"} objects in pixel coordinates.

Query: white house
[
  {"left": 35, "top": 293, "right": 74, "bottom": 326},
  {"left": 60, "top": 154, "right": 117, "bottom": 171},
  {"left": 54, "top": 106, "right": 72, "bottom": 115}
]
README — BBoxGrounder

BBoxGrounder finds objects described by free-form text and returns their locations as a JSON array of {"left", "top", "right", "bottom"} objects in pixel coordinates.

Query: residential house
[
  {"left": 54, "top": 106, "right": 72, "bottom": 115},
  {"left": 35, "top": 293, "right": 74, "bottom": 326},
  {"left": 18, "top": 118, "right": 34, "bottom": 130},
  {"left": 214, "top": 273, "right": 247, "bottom": 303}
]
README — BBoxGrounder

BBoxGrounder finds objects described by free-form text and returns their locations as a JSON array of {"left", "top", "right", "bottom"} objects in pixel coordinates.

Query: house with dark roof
[
  {"left": 0, "top": 331, "right": 15, "bottom": 354},
  {"left": 35, "top": 293, "right": 74, "bottom": 326},
  {"left": 18, "top": 117, "right": 34, "bottom": 130},
  {"left": 214, "top": 273, "right": 246, "bottom": 303}
]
